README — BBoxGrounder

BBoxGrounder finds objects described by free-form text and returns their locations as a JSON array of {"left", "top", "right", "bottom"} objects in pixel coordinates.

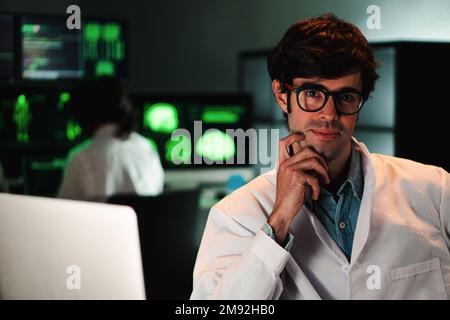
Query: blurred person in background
[{"left": 58, "top": 76, "right": 164, "bottom": 202}]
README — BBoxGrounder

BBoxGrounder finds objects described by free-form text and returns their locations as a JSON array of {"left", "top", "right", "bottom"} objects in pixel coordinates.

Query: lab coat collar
[
  {"left": 93, "top": 123, "right": 118, "bottom": 139},
  {"left": 340, "top": 140, "right": 364, "bottom": 200},
  {"left": 348, "top": 137, "right": 376, "bottom": 265}
]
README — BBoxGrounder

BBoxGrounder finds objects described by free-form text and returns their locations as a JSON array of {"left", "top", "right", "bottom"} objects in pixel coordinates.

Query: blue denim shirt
[{"left": 305, "top": 142, "right": 364, "bottom": 261}]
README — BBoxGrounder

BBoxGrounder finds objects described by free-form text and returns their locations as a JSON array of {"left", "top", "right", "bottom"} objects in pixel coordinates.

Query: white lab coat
[
  {"left": 191, "top": 138, "right": 450, "bottom": 300},
  {"left": 59, "top": 124, "right": 164, "bottom": 202}
]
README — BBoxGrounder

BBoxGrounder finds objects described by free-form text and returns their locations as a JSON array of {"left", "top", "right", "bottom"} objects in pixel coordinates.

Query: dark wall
[{"left": 3, "top": 0, "right": 450, "bottom": 94}]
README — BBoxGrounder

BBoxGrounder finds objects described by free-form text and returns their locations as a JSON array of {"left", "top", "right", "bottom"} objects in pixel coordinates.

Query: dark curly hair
[
  {"left": 68, "top": 76, "right": 137, "bottom": 139},
  {"left": 267, "top": 13, "right": 379, "bottom": 111}
]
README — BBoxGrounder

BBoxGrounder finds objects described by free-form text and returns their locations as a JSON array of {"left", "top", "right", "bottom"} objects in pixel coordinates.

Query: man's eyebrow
[{"left": 299, "top": 81, "right": 360, "bottom": 92}]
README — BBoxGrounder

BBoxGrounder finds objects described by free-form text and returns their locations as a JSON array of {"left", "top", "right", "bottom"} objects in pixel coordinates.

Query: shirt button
[
  {"left": 339, "top": 221, "right": 346, "bottom": 229},
  {"left": 342, "top": 265, "right": 349, "bottom": 272}
]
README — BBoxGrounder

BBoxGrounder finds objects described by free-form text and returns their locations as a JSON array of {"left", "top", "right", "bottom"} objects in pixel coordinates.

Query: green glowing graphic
[
  {"left": 95, "top": 60, "right": 115, "bottom": 76},
  {"left": 165, "top": 134, "right": 191, "bottom": 164},
  {"left": 66, "top": 120, "right": 82, "bottom": 141},
  {"left": 31, "top": 159, "right": 66, "bottom": 170},
  {"left": 195, "top": 130, "right": 235, "bottom": 161},
  {"left": 144, "top": 102, "right": 179, "bottom": 133},
  {"left": 14, "top": 94, "right": 31, "bottom": 143},
  {"left": 84, "top": 22, "right": 124, "bottom": 62},
  {"left": 84, "top": 23, "right": 101, "bottom": 41},
  {"left": 22, "top": 24, "right": 39, "bottom": 34},
  {"left": 102, "top": 23, "right": 123, "bottom": 60},
  {"left": 103, "top": 23, "right": 121, "bottom": 41},
  {"left": 58, "top": 92, "right": 71, "bottom": 110},
  {"left": 202, "top": 110, "right": 239, "bottom": 124},
  {"left": 147, "top": 138, "right": 158, "bottom": 152},
  {"left": 84, "top": 23, "right": 101, "bottom": 59}
]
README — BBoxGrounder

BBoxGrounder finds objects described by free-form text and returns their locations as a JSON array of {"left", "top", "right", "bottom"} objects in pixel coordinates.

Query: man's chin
[{"left": 305, "top": 138, "right": 342, "bottom": 162}]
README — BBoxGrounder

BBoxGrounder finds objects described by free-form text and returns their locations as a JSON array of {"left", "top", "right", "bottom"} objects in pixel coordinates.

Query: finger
[
  {"left": 278, "top": 132, "right": 306, "bottom": 164},
  {"left": 288, "top": 135, "right": 303, "bottom": 156},
  {"left": 289, "top": 158, "right": 330, "bottom": 184},
  {"left": 304, "top": 175, "right": 320, "bottom": 200}
]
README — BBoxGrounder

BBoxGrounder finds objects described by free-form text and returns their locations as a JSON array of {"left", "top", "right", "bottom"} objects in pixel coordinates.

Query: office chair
[{"left": 108, "top": 188, "right": 201, "bottom": 300}]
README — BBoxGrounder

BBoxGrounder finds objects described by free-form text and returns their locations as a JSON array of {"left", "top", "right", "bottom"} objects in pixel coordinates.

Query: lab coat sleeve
[
  {"left": 191, "top": 206, "right": 291, "bottom": 300},
  {"left": 58, "top": 154, "right": 87, "bottom": 200},
  {"left": 439, "top": 168, "right": 450, "bottom": 252}
]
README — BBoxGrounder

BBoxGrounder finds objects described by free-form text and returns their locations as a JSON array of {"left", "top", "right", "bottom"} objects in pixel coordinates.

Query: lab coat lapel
[
  {"left": 285, "top": 256, "right": 322, "bottom": 299},
  {"left": 350, "top": 139, "right": 377, "bottom": 265},
  {"left": 305, "top": 207, "right": 349, "bottom": 263}
]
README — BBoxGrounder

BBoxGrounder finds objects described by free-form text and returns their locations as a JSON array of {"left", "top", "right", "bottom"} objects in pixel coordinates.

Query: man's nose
[{"left": 318, "top": 96, "right": 339, "bottom": 121}]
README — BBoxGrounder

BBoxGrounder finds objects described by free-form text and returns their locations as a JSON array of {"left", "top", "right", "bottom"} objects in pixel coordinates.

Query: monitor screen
[
  {"left": 0, "top": 85, "right": 79, "bottom": 187},
  {"left": 20, "top": 16, "right": 83, "bottom": 79},
  {"left": 0, "top": 14, "right": 16, "bottom": 81},
  {"left": 0, "top": 85, "right": 81, "bottom": 147},
  {"left": 129, "top": 94, "right": 252, "bottom": 169},
  {"left": 239, "top": 51, "right": 284, "bottom": 122},
  {"left": 82, "top": 19, "right": 127, "bottom": 78}
]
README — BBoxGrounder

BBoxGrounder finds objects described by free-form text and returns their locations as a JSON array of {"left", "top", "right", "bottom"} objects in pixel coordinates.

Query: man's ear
[{"left": 272, "top": 79, "right": 289, "bottom": 114}]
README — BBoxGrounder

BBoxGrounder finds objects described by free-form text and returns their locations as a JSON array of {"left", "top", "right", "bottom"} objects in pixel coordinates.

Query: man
[
  {"left": 58, "top": 76, "right": 164, "bottom": 202},
  {"left": 191, "top": 14, "right": 450, "bottom": 299}
]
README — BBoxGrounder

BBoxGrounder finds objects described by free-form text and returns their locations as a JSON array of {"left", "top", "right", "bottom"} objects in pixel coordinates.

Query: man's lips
[{"left": 310, "top": 129, "right": 341, "bottom": 140}]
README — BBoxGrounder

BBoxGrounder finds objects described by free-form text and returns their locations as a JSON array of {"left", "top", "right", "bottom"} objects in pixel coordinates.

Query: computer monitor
[
  {"left": 129, "top": 94, "right": 253, "bottom": 169},
  {"left": 82, "top": 18, "right": 127, "bottom": 78},
  {"left": 239, "top": 50, "right": 283, "bottom": 122},
  {"left": 20, "top": 16, "right": 83, "bottom": 79},
  {"left": 0, "top": 85, "right": 80, "bottom": 146},
  {"left": 0, "top": 85, "right": 80, "bottom": 192},
  {"left": 0, "top": 193, "right": 146, "bottom": 299},
  {"left": 0, "top": 14, "right": 16, "bottom": 81}
]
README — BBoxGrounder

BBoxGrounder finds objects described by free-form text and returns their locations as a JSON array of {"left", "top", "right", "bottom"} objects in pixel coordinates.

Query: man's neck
[{"left": 323, "top": 142, "right": 352, "bottom": 194}]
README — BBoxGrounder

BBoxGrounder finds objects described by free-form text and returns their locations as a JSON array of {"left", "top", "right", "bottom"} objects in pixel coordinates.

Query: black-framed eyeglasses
[{"left": 284, "top": 84, "right": 366, "bottom": 115}]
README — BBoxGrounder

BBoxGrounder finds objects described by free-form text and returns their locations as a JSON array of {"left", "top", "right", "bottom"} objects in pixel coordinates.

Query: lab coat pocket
[{"left": 386, "top": 258, "right": 447, "bottom": 300}]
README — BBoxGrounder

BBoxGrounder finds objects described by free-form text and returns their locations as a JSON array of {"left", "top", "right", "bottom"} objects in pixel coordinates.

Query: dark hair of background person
[
  {"left": 68, "top": 76, "right": 137, "bottom": 139},
  {"left": 267, "top": 13, "right": 380, "bottom": 113}
]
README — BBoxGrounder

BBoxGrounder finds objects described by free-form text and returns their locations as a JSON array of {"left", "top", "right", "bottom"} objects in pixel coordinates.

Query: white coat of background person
[
  {"left": 191, "top": 14, "right": 450, "bottom": 300},
  {"left": 58, "top": 76, "right": 164, "bottom": 202}
]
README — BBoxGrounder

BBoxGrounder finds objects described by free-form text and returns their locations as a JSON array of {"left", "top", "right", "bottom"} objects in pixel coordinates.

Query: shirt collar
[
  {"left": 305, "top": 140, "right": 364, "bottom": 204},
  {"left": 339, "top": 140, "right": 364, "bottom": 199}
]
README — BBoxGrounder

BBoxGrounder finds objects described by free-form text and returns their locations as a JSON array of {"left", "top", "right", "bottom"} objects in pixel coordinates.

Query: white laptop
[{"left": 0, "top": 193, "right": 146, "bottom": 300}]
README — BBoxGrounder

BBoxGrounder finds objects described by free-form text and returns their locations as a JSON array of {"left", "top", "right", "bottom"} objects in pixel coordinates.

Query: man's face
[{"left": 273, "top": 72, "right": 361, "bottom": 162}]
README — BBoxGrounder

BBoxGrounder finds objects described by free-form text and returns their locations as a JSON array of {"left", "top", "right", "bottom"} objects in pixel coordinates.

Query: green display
[
  {"left": 66, "top": 120, "right": 82, "bottom": 141},
  {"left": 201, "top": 106, "right": 243, "bottom": 124},
  {"left": 195, "top": 130, "right": 235, "bottom": 161},
  {"left": 83, "top": 22, "right": 125, "bottom": 77},
  {"left": 95, "top": 60, "right": 115, "bottom": 76},
  {"left": 83, "top": 23, "right": 101, "bottom": 59},
  {"left": 21, "top": 23, "right": 39, "bottom": 34},
  {"left": 58, "top": 92, "right": 71, "bottom": 111},
  {"left": 14, "top": 94, "right": 31, "bottom": 143},
  {"left": 143, "top": 102, "right": 179, "bottom": 133}
]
